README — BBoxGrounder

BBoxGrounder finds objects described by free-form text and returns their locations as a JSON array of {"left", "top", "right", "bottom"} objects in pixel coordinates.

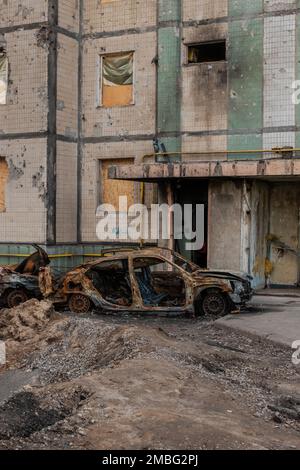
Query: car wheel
[
  {"left": 6, "top": 289, "right": 30, "bottom": 308},
  {"left": 68, "top": 294, "right": 91, "bottom": 314},
  {"left": 198, "top": 289, "right": 228, "bottom": 317}
]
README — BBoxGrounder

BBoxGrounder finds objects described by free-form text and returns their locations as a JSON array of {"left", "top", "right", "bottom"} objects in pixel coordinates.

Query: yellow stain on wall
[{"left": 0, "top": 157, "right": 8, "bottom": 212}]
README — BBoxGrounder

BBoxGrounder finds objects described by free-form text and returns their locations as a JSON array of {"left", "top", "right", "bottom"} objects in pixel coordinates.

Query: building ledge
[{"left": 108, "top": 158, "right": 300, "bottom": 181}]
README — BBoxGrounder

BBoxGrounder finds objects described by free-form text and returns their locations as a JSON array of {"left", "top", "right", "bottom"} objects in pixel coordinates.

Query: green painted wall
[
  {"left": 227, "top": 134, "right": 263, "bottom": 159},
  {"left": 228, "top": 6, "right": 263, "bottom": 158},
  {"left": 157, "top": 1, "right": 181, "bottom": 160},
  {"left": 229, "top": 0, "right": 263, "bottom": 17}
]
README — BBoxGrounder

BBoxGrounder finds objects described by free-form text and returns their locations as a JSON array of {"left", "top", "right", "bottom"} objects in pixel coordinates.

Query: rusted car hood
[{"left": 192, "top": 269, "right": 253, "bottom": 283}]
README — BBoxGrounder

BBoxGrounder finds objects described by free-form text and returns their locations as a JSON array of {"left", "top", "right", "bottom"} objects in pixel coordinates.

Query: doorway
[{"left": 173, "top": 180, "right": 208, "bottom": 268}]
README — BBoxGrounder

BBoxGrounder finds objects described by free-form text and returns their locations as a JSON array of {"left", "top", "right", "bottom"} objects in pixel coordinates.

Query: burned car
[
  {"left": 0, "top": 245, "right": 50, "bottom": 308},
  {"left": 51, "top": 248, "right": 253, "bottom": 316}
]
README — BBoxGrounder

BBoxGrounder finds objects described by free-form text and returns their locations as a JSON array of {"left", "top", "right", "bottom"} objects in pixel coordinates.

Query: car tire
[
  {"left": 68, "top": 294, "right": 91, "bottom": 314},
  {"left": 196, "top": 289, "right": 229, "bottom": 317},
  {"left": 6, "top": 289, "right": 30, "bottom": 308}
]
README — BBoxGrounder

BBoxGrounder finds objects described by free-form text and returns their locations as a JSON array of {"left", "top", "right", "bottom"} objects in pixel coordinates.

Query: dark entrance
[{"left": 173, "top": 180, "right": 208, "bottom": 268}]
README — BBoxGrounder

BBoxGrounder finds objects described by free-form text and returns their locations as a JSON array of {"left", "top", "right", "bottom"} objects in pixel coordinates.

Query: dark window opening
[{"left": 188, "top": 41, "right": 226, "bottom": 64}]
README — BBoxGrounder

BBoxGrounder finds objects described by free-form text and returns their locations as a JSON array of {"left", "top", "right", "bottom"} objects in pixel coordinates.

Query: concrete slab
[{"left": 216, "top": 295, "right": 300, "bottom": 347}]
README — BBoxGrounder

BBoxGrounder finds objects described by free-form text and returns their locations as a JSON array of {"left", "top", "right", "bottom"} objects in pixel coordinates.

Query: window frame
[
  {"left": 184, "top": 40, "right": 227, "bottom": 66},
  {"left": 97, "top": 51, "right": 135, "bottom": 108},
  {"left": 0, "top": 52, "right": 8, "bottom": 106}
]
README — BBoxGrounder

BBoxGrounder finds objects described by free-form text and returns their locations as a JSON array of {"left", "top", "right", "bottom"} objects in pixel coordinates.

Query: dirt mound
[
  {"left": 0, "top": 299, "right": 54, "bottom": 342},
  {"left": 28, "top": 318, "right": 152, "bottom": 384}
]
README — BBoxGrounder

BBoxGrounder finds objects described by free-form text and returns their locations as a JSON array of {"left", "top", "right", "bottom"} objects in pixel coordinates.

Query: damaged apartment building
[{"left": 0, "top": 0, "right": 300, "bottom": 289}]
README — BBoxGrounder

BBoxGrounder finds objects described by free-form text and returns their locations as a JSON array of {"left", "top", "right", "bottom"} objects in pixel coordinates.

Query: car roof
[{"left": 74, "top": 247, "right": 167, "bottom": 270}]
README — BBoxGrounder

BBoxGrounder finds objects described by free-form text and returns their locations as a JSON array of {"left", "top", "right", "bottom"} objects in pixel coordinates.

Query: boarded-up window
[
  {"left": 101, "top": 158, "right": 135, "bottom": 207},
  {"left": 0, "top": 157, "right": 8, "bottom": 212},
  {"left": 0, "top": 53, "right": 8, "bottom": 105},
  {"left": 99, "top": 158, "right": 135, "bottom": 241},
  {"left": 101, "top": 52, "right": 134, "bottom": 107}
]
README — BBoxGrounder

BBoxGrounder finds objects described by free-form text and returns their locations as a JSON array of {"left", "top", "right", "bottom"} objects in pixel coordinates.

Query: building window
[
  {"left": 100, "top": 158, "right": 135, "bottom": 208},
  {"left": 101, "top": 52, "right": 134, "bottom": 107},
  {"left": 0, "top": 49, "right": 8, "bottom": 105},
  {"left": 0, "top": 157, "right": 8, "bottom": 213},
  {"left": 187, "top": 41, "right": 226, "bottom": 64}
]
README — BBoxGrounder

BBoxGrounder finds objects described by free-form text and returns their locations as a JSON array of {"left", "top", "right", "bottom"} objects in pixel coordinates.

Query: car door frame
[{"left": 129, "top": 253, "right": 194, "bottom": 314}]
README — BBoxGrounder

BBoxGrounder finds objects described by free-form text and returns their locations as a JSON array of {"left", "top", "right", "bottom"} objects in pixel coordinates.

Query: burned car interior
[
  {"left": 86, "top": 259, "right": 132, "bottom": 307},
  {"left": 133, "top": 257, "right": 186, "bottom": 307},
  {"left": 0, "top": 245, "right": 50, "bottom": 308}
]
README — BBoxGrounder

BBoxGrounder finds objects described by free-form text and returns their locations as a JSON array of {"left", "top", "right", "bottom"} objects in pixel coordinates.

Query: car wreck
[
  {"left": 0, "top": 245, "right": 50, "bottom": 308},
  {"left": 0, "top": 246, "right": 253, "bottom": 316},
  {"left": 49, "top": 248, "right": 253, "bottom": 316}
]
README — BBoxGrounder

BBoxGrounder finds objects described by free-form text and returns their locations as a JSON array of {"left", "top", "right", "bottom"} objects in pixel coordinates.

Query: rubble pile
[
  {"left": 0, "top": 299, "right": 54, "bottom": 342},
  {"left": 0, "top": 301, "right": 299, "bottom": 450},
  {"left": 28, "top": 318, "right": 151, "bottom": 384}
]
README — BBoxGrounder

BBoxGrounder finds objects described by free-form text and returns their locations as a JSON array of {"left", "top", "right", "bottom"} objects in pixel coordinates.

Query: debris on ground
[
  {"left": 0, "top": 299, "right": 54, "bottom": 342},
  {"left": 0, "top": 301, "right": 299, "bottom": 450}
]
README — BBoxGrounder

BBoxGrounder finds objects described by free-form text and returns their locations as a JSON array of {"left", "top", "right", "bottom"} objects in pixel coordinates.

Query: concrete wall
[
  {"left": 0, "top": 0, "right": 80, "bottom": 246},
  {"left": 0, "top": 2, "right": 49, "bottom": 244},
  {"left": 81, "top": 33, "right": 156, "bottom": 138},
  {"left": 270, "top": 184, "right": 300, "bottom": 286},
  {"left": 247, "top": 181, "right": 270, "bottom": 287},
  {"left": 208, "top": 180, "right": 242, "bottom": 272},
  {"left": 56, "top": 22, "right": 79, "bottom": 244},
  {"left": 0, "top": 29, "right": 48, "bottom": 134},
  {"left": 0, "top": 1, "right": 48, "bottom": 27},
  {"left": 58, "top": 0, "right": 79, "bottom": 33},
  {"left": 83, "top": 0, "right": 157, "bottom": 34},
  {"left": 79, "top": 0, "right": 158, "bottom": 243},
  {"left": 183, "top": 0, "right": 228, "bottom": 22},
  {"left": 57, "top": 33, "right": 78, "bottom": 138},
  {"left": 0, "top": 138, "right": 47, "bottom": 242}
]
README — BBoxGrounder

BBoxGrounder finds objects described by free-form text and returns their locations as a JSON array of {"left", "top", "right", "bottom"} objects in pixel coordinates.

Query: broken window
[
  {"left": 187, "top": 41, "right": 226, "bottom": 64},
  {"left": 0, "top": 49, "right": 8, "bottom": 105},
  {"left": 0, "top": 157, "right": 8, "bottom": 213},
  {"left": 86, "top": 259, "right": 132, "bottom": 306},
  {"left": 101, "top": 52, "right": 134, "bottom": 107},
  {"left": 133, "top": 257, "right": 186, "bottom": 307}
]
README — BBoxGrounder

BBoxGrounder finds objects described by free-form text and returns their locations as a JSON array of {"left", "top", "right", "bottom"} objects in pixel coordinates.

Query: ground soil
[{"left": 0, "top": 300, "right": 299, "bottom": 450}]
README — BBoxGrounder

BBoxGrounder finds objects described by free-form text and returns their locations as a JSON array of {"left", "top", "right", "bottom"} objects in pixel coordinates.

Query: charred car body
[
  {"left": 0, "top": 245, "right": 50, "bottom": 308},
  {"left": 51, "top": 248, "right": 253, "bottom": 316},
  {"left": 0, "top": 246, "right": 253, "bottom": 316}
]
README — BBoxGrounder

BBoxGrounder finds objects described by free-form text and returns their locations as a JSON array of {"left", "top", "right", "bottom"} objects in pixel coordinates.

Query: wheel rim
[
  {"left": 69, "top": 294, "right": 91, "bottom": 314},
  {"left": 202, "top": 293, "right": 226, "bottom": 316},
  {"left": 7, "top": 289, "right": 29, "bottom": 308}
]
